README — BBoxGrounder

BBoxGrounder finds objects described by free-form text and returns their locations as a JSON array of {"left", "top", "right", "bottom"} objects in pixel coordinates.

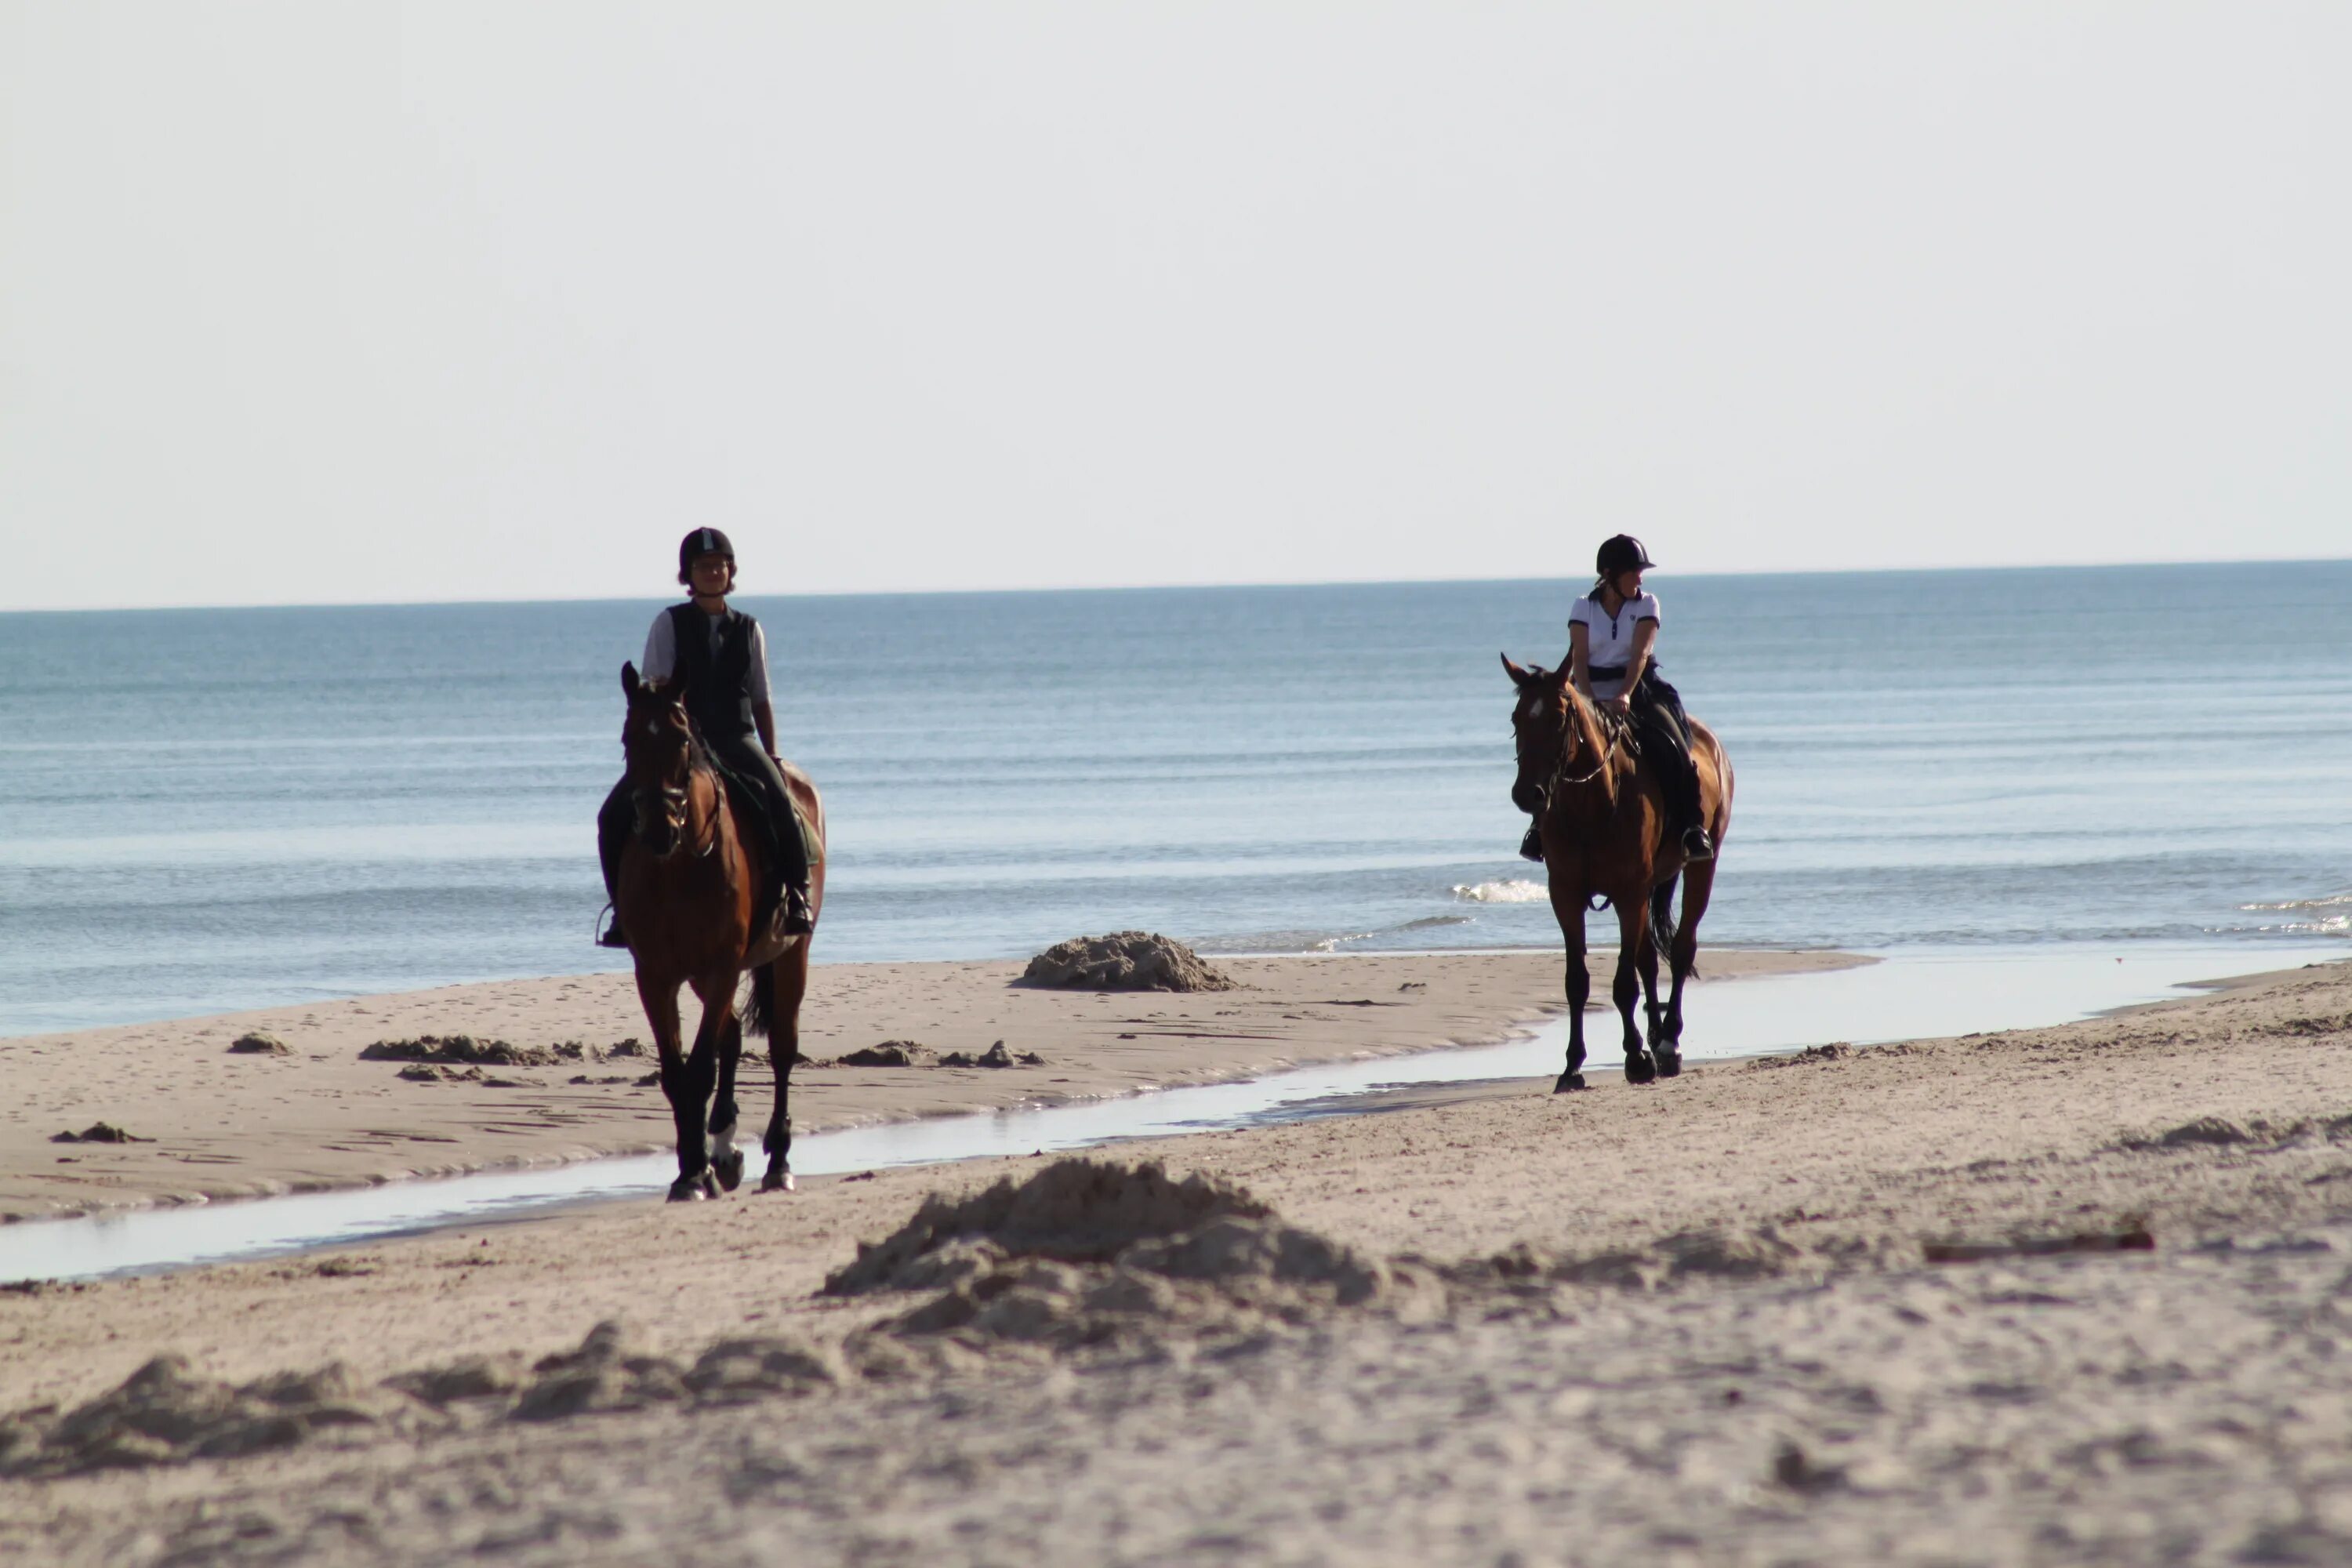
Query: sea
[{"left": 2, "top": 561, "right": 2347, "bottom": 1039}]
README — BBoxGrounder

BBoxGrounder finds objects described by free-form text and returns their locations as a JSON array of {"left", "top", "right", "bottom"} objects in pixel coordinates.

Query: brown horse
[
  {"left": 617, "top": 662, "right": 826, "bottom": 1200},
  {"left": 1502, "top": 655, "right": 1732, "bottom": 1091}
]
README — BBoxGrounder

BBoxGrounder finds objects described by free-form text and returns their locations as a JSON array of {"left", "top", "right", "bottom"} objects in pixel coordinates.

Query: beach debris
[
  {"left": 394, "top": 1063, "right": 543, "bottom": 1088},
  {"left": 1018, "top": 931, "right": 1237, "bottom": 993},
  {"left": 1398, "top": 982, "right": 1426, "bottom": 992},
  {"left": 226, "top": 1031, "right": 290, "bottom": 1055},
  {"left": 834, "top": 1040, "right": 935, "bottom": 1068},
  {"left": 49, "top": 1123, "right": 148, "bottom": 1145},
  {"left": 361, "top": 1035, "right": 601, "bottom": 1069},
  {"left": 939, "top": 1040, "right": 1046, "bottom": 1069},
  {"left": 1751, "top": 1043, "right": 1852, "bottom": 1069},
  {"left": 1923, "top": 1226, "right": 2154, "bottom": 1265},
  {"left": 1772, "top": 1439, "right": 1848, "bottom": 1494},
  {"left": 0, "top": 1356, "right": 392, "bottom": 1477},
  {"left": 607, "top": 1037, "right": 646, "bottom": 1057},
  {"left": 568, "top": 1073, "right": 639, "bottom": 1086}
]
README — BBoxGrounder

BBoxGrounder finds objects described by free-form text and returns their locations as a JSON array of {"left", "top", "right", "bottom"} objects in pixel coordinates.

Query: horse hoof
[
  {"left": 1624, "top": 1051, "right": 1657, "bottom": 1086},
  {"left": 1656, "top": 1049, "right": 1683, "bottom": 1078},
  {"left": 760, "top": 1168, "right": 796, "bottom": 1194},
  {"left": 667, "top": 1171, "right": 720, "bottom": 1203},
  {"left": 1553, "top": 1072, "right": 1586, "bottom": 1094},
  {"left": 713, "top": 1149, "right": 745, "bottom": 1192}
]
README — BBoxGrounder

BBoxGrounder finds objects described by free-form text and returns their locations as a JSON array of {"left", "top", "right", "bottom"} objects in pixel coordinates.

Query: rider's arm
[
  {"left": 1615, "top": 619, "right": 1660, "bottom": 707},
  {"left": 641, "top": 612, "right": 675, "bottom": 683},
  {"left": 1567, "top": 621, "right": 1593, "bottom": 698}
]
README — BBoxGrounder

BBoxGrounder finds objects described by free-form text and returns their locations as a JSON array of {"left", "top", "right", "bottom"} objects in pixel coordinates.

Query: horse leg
[
  {"left": 1664, "top": 857, "right": 1718, "bottom": 1054},
  {"left": 761, "top": 949, "right": 808, "bottom": 1192},
  {"left": 662, "top": 973, "right": 731, "bottom": 1202},
  {"left": 708, "top": 1009, "right": 745, "bottom": 1193},
  {"left": 1549, "top": 880, "right": 1589, "bottom": 1092},
  {"left": 1614, "top": 898, "right": 1656, "bottom": 1084},
  {"left": 1638, "top": 887, "right": 1666, "bottom": 1051}
]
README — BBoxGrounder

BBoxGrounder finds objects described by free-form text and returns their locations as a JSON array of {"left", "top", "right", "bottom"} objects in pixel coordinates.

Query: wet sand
[
  {"left": 4, "top": 955, "right": 2352, "bottom": 1564},
  {"left": 0, "top": 947, "right": 1853, "bottom": 1223}
]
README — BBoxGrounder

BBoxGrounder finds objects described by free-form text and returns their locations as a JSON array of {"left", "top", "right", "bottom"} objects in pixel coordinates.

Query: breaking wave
[{"left": 1451, "top": 879, "right": 1548, "bottom": 905}]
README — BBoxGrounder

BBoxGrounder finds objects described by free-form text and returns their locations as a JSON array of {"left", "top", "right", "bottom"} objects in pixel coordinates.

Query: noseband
[
  {"left": 1519, "top": 691, "right": 1623, "bottom": 811},
  {"left": 630, "top": 719, "right": 720, "bottom": 861}
]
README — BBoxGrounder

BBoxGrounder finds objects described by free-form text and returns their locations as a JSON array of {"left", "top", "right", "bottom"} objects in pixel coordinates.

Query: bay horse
[
  {"left": 617, "top": 662, "right": 826, "bottom": 1200},
  {"left": 1501, "top": 655, "right": 1732, "bottom": 1091}
]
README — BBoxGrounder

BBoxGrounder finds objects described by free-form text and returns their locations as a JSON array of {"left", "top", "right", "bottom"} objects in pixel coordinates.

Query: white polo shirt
[
  {"left": 641, "top": 608, "right": 774, "bottom": 704},
  {"left": 1569, "top": 591, "right": 1660, "bottom": 699}
]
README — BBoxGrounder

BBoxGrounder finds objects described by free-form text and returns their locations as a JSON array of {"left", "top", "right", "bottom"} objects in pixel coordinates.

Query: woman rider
[
  {"left": 597, "top": 528, "right": 813, "bottom": 947},
  {"left": 1519, "top": 533, "right": 1715, "bottom": 865}
]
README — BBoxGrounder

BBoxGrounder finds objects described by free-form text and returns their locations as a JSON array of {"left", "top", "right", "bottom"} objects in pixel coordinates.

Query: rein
[
  {"left": 1546, "top": 695, "right": 1630, "bottom": 794},
  {"left": 631, "top": 725, "right": 722, "bottom": 862}
]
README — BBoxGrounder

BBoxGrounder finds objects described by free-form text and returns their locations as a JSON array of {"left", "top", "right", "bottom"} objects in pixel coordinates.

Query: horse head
[
  {"left": 620, "top": 661, "right": 694, "bottom": 857},
  {"left": 1501, "top": 654, "right": 1571, "bottom": 815}
]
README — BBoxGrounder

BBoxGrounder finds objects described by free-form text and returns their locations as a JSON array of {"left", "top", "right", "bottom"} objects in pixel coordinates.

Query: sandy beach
[
  {"left": 2, "top": 952, "right": 2350, "bottom": 1563},
  {"left": 0, "top": 946, "right": 1853, "bottom": 1224}
]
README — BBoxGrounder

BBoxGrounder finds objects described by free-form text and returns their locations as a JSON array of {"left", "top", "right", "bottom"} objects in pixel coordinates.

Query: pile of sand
[
  {"left": 0, "top": 1356, "right": 394, "bottom": 1476},
  {"left": 357, "top": 1036, "right": 608, "bottom": 1068},
  {"left": 1018, "top": 932, "right": 1237, "bottom": 993},
  {"left": 2, "top": 1323, "right": 841, "bottom": 1475},
  {"left": 826, "top": 1158, "right": 1390, "bottom": 1351}
]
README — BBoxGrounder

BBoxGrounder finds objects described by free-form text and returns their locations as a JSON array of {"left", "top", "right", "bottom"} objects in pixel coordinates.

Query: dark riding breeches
[
  {"left": 598, "top": 732, "right": 810, "bottom": 920},
  {"left": 1630, "top": 673, "right": 1704, "bottom": 834}
]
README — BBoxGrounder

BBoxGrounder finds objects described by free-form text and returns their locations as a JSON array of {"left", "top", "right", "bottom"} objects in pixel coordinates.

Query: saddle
[{"left": 694, "top": 748, "right": 807, "bottom": 935}]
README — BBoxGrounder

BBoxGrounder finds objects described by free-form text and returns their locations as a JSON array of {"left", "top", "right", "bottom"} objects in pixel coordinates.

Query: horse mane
[{"left": 1557, "top": 679, "right": 1626, "bottom": 786}]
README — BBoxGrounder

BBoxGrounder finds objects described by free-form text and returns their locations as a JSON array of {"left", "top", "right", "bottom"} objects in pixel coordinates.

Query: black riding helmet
[
  {"left": 677, "top": 527, "right": 737, "bottom": 586},
  {"left": 1595, "top": 534, "right": 1656, "bottom": 578}
]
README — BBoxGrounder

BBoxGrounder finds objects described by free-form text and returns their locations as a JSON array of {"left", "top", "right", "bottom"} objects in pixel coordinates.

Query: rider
[
  {"left": 597, "top": 528, "right": 814, "bottom": 947},
  {"left": 1519, "top": 534, "right": 1716, "bottom": 866}
]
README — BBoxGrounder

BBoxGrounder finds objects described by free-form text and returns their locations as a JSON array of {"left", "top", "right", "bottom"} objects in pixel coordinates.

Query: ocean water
[{"left": 2, "top": 562, "right": 2347, "bottom": 1037}]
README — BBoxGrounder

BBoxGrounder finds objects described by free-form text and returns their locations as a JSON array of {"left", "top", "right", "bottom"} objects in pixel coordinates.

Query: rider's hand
[{"left": 1603, "top": 694, "right": 1633, "bottom": 716}]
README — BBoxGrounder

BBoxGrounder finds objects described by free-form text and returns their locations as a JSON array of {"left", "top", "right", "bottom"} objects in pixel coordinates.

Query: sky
[{"left": 2, "top": 3, "right": 2347, "bottom": 612}]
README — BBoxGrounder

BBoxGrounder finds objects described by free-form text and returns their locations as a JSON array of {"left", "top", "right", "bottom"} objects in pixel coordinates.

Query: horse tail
[
  {"left": 1647, "top": 874, "right": 1679, "bottom": 960},
  {"left": 742, "top": 958, "right": 779, "bottom": 1040}
]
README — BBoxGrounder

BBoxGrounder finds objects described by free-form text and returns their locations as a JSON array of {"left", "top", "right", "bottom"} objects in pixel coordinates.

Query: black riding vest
[{"left": 666, "top": 601, "right": 759, "bottom": 738}]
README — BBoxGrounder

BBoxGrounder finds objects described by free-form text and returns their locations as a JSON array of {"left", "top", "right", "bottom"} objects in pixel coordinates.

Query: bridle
[
  {"left": 1518, "top": 684, "right": 1623, "bottom": 813},
  {"left": 628, "top": 708, "right": 720, "bottom": 861}
]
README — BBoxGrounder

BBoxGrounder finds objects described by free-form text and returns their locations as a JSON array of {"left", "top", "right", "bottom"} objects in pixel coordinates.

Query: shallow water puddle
[{"left": 2, "top": 943, "right": 2334, "bottom": 1284}]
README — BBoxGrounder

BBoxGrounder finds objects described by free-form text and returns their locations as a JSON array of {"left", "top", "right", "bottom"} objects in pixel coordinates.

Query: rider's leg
[
  {"left": 1635, "top": 682, "right": 1713, "bottom": 862},
  {"left": 596, "top": 778, "right": 633, "bottom": 946},
  {"left": 709, "top": 735, "right": 811, "bottom": 934}
]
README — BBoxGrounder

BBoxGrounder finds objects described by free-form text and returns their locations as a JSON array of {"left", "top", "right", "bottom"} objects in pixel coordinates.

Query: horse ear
[
  {"left": 1501, "top": 653, "right": 1532, "bottom": 688},
  {"left": 622, "top": 662, "right": 640, "bottom": 699}
]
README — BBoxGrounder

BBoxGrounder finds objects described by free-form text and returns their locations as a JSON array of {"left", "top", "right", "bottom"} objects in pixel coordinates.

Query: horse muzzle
[{"left": 1512, "top": 780, "right": 1546, "bottom": 815}]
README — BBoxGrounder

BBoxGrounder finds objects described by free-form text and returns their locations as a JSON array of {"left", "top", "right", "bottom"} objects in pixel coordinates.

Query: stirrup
[
  {"left": 594, "top": 906, "right": 630, "bottom": 949},
  {"left": 1518, "top": 825, "right": 1544, "bottom": 864},
  {"left": 782, "top": 886, "right": 814, "bottom": 937},
  {"left": 1681, "top": 826, "right": 1715, "bottom": 863}
]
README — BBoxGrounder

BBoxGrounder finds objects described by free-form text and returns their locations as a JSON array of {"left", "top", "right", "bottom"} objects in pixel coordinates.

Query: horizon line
[{"left": 4, "top": 553, "right": 2347, "bottom": 617}]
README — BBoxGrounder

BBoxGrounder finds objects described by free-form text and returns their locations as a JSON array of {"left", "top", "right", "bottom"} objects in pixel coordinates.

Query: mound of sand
[
  {"left": 1018, "top": 932, "right": 1237, "bottom": 993},
  {"left": 358, "top": 1036, "right": 608, "bottom": 1069},
  {"left": 0, "top": 1356, "right": 393, "bottom": 1477},
  {"left": 826, "top": 1158, "right": 1270, "bottom": 1294},
  {"left": 2, "top": 1323, "right": 845, "bottom": 1472},
  {"left": 826, "top": 1159, "right": 1391, "bottom": 1352}
]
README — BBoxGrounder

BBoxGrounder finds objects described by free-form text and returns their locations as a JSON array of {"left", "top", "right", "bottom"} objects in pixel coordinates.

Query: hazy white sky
[{"left": 2, "top": 3, "right": 2346, "bottom": 611}]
